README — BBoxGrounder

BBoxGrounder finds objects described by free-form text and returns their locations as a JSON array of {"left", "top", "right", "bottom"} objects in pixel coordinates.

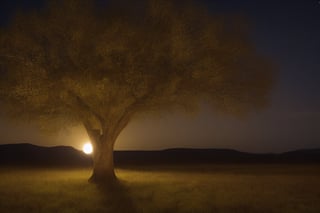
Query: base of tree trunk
[{"left": 88, "top": 171, "right": 117, "bottom": 185}]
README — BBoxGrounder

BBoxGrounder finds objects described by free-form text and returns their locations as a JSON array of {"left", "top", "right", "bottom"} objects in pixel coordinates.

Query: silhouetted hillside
[
  {"left": 0, "top": 143, "right": 92, "bottom": 167},
  {"left": 0, "top": 143, "right": 319, "bottom": 167},
  {"left": 280, "top": 149, "right": 320, "bottom": 163},
  {"left": 114, "top": 148, "right": 319, "bottom": 165}
]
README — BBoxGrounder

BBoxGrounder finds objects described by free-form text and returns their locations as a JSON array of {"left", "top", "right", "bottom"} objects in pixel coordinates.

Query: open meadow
[{"left": 0, "top": 164, "right": 319, "bottom": 213}]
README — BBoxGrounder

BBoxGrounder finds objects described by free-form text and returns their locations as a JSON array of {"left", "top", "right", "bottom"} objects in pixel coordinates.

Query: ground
[{"left": 0, "top": 164, "right": 319, "bottom": 213}]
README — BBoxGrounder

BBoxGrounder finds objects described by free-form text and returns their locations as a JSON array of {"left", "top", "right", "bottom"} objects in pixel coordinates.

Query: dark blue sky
[{"left": 0, "top": 0, "right": 319, "bottom": 152}]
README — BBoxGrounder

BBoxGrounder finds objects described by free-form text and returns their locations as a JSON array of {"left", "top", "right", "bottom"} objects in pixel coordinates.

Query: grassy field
[{"left": 0, "top": 164, "right": 319, "bottom": 213}]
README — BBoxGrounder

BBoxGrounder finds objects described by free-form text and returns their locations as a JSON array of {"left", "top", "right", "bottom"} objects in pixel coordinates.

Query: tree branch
[
  {"left": 67, "top": 90, "right": 106, "bottom": 133},
  {"left": 83, "top": 120, "right": 101, "bottom": 145},
  {"left": 109, "top": 91, "right": 153, "bottom": 142}
]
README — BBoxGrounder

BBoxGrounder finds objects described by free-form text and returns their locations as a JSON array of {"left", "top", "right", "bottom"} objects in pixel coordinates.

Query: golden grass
[{"left": 0, "top": 164, "right": 319, "bottom": 213}]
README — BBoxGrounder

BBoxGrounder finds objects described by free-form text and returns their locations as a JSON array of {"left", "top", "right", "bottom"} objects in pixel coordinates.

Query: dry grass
[{"left": 0, "top": 164, "right": 319, "bottom": 213}]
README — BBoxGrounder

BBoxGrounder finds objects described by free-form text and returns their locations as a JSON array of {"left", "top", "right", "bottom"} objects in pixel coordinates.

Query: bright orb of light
[{"left": 82, "top": 142, "right": 93, "bottom": 155}]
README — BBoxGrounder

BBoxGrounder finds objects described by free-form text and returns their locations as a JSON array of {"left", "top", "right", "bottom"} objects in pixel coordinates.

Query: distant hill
[
  {"left": 0, "top": 143, "right": 319, "bottom": 167},
  {"left": 115, "top": 148, "right": 320, "bottom": 165},
  {"left": 0, "top": 143, "right": 92, "bottom": 167}
]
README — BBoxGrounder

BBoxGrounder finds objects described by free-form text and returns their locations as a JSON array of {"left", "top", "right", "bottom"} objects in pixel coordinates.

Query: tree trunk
[{"left": 88, "top": 133, "right": 117, "bottom": 184}]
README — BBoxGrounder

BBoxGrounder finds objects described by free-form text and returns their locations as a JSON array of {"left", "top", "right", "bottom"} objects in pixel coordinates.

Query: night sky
[{"left": 0, "top": 0, "right": 319, "bottom": 152}]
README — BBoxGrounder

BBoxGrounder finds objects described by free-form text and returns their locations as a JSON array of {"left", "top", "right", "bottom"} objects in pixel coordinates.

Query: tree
[{"left": 0, "top": 0, "right": 273, "bottom": 183}]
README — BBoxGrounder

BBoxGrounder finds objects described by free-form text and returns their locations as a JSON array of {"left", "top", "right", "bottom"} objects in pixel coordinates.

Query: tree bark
[
  {"left": 83, "top": 114, "right": 131, "bottom": 184},
  {"left": 85, "top": 127, "right": 117, "bottom": 184},
  {"left": 89, "top": 138, "right": 116, "bottom": 184}
]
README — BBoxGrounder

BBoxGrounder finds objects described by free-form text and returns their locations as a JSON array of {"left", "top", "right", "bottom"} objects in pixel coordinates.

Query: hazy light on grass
[
  {"left": 82, "top": 142, "right": 93, "bottom": 155},
  {"left": 0, "top": 165, "right": 319, "bottom": 212}
]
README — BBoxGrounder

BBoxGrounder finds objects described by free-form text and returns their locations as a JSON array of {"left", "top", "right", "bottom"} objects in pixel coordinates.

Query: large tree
[{"left": 0, "top": 0, "right": 273, "bottom": 183}]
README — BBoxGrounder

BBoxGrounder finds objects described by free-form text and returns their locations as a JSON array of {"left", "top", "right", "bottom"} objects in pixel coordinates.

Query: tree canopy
[{"left": 0, "top": 0, "right": 273, "bottom": 182}]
